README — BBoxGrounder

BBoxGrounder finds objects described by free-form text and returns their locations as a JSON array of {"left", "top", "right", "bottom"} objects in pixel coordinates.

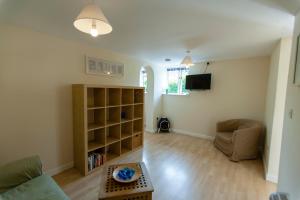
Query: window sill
[{"left": 162, "top": 93, "right": 190, "bottom": 96}]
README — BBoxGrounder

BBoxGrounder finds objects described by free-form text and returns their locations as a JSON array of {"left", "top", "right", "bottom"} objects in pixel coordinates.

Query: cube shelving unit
[{"left": 72, "top": 84, "right": 144, "bottom": 175}]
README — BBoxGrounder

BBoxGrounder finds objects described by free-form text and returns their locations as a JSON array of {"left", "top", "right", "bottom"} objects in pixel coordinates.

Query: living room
[{"left": 0, "top": 1, "right": 300, "bottom": 200}]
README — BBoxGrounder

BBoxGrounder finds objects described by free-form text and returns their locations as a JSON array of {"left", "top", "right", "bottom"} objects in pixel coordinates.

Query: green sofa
[{"left": 0, "top": 156, "right": 69, "bottom": 200}]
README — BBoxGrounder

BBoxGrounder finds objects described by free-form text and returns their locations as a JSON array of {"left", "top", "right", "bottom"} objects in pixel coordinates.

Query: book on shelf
[{"left": 88, "top": 153, "right": 106, "bottom": 171}]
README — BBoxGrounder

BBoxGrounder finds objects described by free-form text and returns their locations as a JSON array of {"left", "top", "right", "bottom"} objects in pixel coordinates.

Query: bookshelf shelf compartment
[
  {"left": 106, "top": 153, "right": 119, "bottom": 161},
  {"left": 132, "top": 134, "right": 142, "bottom": 149},
  {"left": 121, "top": 121, "right": 133, "bottom": 139},
  {"left": 121, "top": 105, "right": 133, "bottom": 122},
  {"left": 87, "top": 88, "right": 105, "bottom": 108},
  {"left": 107, "top": 88, "right": 121, "bottom": 106},
  {"left": 133, "top": 119, "right": 143, "bottom": 134},
  {"left": 122, "top": 89, "right": 134, "bottom": 105},
  {"left": 134, "top": 89, "right": 144, "bottom": 104},
  {"left": 107, "top": 124, "right": 120, "bottom": 145},
  {"left": 88, "top": 142, "right": 105, "bottom": 152},
  {"left": 88, "top": 108, "right": 105, "bottom": 131},
  {"left": 88, "top": 124, "right": 105, "bottom": 131},
  {"left": 106, "top": 142, "right": 120, "bottom": 161},
  {"left": 106, "top": 107, "right": 121, "bottom": 125},
  {"left": 121, "top": 137, "right": 132, "bottom": 154},
  {"left": 134, "top": 104, "right": 143, "bottom": 119},
  {"left": 73, "top": 85, "right": 144, "bottom": 176},
  {"left": 88, "top": 128, "right": 105, "bottom": 152},
  {"left": 88, "top": 147, "right": 105, "bottom": 172}
]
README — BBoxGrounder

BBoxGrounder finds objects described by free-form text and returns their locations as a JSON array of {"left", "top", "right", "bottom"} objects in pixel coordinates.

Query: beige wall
[
  {"left": 162, "top": 57, "right": 270, "bottom": 138},
  {"left": 264, "top": 38, "right": 291, "bottom": 183},
  {"left": 277, "top": 11, "right": 300, "bottom": 199},
  {"left": 0, "top": 24, "right": 149, "bottom": 173}
]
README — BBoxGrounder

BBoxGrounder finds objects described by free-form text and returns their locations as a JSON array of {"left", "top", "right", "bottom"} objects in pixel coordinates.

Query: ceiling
[{"left": 0, "top": 0, "right": 299, "bottom": 65}]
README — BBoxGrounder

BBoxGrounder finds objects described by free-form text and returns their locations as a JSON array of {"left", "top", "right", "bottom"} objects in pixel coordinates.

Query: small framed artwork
[{"left": 294, "top": 35, "right": 300, "bottom": 85}]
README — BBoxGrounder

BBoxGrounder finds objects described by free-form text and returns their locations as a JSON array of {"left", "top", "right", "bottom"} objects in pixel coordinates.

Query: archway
[{"left": 139, "top": 66, "right": 155, "bottom": 132}]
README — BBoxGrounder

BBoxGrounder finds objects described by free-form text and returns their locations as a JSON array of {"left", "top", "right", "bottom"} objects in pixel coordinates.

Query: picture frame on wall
[
  {"left": 85, "top": 56, "right": 124, "bottom": 77},
  {"left": 294, "top": 35, "right": 300, "bottom": 85}
]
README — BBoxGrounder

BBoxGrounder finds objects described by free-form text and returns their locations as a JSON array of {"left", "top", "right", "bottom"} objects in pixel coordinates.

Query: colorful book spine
[{"left": 88, "top": 153, "right": 105, "bottom": 171}]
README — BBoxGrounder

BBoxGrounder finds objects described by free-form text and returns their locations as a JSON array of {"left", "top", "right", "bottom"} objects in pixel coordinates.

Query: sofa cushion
[
  {"left": 0, "top": 156, "right": 42, "bottom": 193},
  {"left": 0, "top": 174, "right": 69, "bottom": 200}
]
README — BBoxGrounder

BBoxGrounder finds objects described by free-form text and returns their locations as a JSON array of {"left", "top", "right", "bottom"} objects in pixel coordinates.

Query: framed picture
[
  {"left": 294, "top": 35, "right": 300, "bottom": 85},
  {"left": 85, "top": 56, "right": 124, "bottom": 77}
]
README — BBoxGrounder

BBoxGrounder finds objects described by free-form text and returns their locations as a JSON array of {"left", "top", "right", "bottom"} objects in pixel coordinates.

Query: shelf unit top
[{"left": 73, "top": 84, "right": 144, "bottom": 89}]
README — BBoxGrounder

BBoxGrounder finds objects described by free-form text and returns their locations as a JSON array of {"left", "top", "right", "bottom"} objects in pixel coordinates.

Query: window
[
  {"left": 166, "top": 67, "right": 189, "bottom": 95},
  {"left": 140, "top": 67, "right": 148, "bottom": 93}
]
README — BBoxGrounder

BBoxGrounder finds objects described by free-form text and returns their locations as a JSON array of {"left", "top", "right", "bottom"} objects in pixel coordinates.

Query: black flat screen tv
[{"left": 185, "top": 73, "right": 211, "bottom": 90}]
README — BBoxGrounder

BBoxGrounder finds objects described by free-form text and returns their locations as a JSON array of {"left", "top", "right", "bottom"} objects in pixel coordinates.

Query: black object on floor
[{"left": 157, "top": 117, "right": 170, "bottom": 133}]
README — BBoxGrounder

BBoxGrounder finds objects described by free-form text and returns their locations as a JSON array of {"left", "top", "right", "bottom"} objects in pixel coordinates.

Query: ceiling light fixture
[
  {"left": 181, "top": 50, "right": 194, "bottom": 67},
  {"left": 74, "top": 3, "right": 112, "bottom": 37}
]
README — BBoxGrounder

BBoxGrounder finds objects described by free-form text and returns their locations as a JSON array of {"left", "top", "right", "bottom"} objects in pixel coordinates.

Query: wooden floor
[{"left": 54, "top": 132, "right": 276, "bottom": 200}]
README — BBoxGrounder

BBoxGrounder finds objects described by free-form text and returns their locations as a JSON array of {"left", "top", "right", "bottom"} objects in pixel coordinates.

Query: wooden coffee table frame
[{"left": 99, "top": 162, "right": 154, "bottom": 200}]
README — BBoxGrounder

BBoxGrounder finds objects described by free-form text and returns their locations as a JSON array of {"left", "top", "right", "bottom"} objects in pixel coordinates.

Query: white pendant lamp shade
[
  {"left": 74, "top": 4, "right": 112, "bottom": 37},
  {"left": 181, "top": 53, "right": 194, "bottom": 67}
]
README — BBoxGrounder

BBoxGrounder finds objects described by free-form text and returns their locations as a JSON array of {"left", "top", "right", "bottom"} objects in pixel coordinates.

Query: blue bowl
[{"left": 117, "top": 167, "right": 136, "bottom": 180}]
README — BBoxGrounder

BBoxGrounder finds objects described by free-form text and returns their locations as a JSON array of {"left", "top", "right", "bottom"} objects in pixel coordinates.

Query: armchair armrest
[
  {"left": 231, "top": 127, "right": 261, "bottom": 161},
  {"left": 217, "top": 119, "right": 240, "bottom": 132},
  {"left": 0, "top": 155, "right": 42, "bottom": 193}
]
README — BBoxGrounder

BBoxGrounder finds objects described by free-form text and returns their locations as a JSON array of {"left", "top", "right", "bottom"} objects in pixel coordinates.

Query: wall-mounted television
[{"left": 185, "top": 73, "right": 211, "bottom": 90}]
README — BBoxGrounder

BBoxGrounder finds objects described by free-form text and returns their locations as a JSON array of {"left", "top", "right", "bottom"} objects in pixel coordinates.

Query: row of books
[{"left": 88, "top": 153, "right": 106, "bottom": 171}]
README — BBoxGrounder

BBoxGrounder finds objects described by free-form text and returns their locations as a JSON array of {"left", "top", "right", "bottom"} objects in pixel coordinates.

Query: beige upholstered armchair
[{"left": 214, "top": 119, "right": 263, "bottom": 161}]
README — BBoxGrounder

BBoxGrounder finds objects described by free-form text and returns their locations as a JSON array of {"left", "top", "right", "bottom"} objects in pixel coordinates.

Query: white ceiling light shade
[
  {"left": 74, "top": 3, "right": 112, "bottom": 37},
  {"left": 181, "top": 51, "right": 194, "bottom": 67}
]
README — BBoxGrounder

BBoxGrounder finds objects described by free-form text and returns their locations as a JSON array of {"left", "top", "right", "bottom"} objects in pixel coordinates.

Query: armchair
[{"left": 214, "top": 119, "right": 263, "bottom": 161}]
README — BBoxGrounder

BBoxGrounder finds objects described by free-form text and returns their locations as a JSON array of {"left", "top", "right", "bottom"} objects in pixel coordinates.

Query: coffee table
[{"left": 98, "top": 162, "right": 154, "bottom": 200}]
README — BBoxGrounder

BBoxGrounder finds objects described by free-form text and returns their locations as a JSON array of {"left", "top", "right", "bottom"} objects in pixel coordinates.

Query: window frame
[
  {"left": 166, "top": 67, "right": 189, "bottom": 95},
  {"left": 140, "top": 68, "right": 148, "bottom": 93}
]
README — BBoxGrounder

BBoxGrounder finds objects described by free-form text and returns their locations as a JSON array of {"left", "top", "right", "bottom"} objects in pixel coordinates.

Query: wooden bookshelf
[{"left": 72, "top": 84, "right": 144, "bottom": 175}]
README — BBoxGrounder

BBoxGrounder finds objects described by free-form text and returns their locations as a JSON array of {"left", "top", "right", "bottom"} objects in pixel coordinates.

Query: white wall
[
  {"left": 277, "top": 11, "right": 300, "bottom": 200},
  {"left": 265, "top": 42, "right": 281, "bottom": 158},
  {"left": 162, "top": 57, "right": 270, "bottom": 139},
  {"left": 264, "top": 38, "right": 291, "bottom": 183},
  {"left": 0, "top": 24, "right": 152, "bottom": 173},
  {"left": 151, "top": 65, "right": 166, "bottom": 132}
]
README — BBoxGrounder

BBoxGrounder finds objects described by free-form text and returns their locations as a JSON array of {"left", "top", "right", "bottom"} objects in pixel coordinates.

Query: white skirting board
[
  {"left": 145, "top": 128, "right": 155, "bottom": 133},
  {"left": 45, "top": 161, "right": 74, "bottom": 176},
  {"left": 172, "top": 128, "right": 215, "bottom": 141}
]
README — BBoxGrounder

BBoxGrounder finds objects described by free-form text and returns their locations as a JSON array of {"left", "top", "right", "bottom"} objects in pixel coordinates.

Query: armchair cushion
[{"left": 0, "top": 156, "right": 42, "bottom": 193}]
